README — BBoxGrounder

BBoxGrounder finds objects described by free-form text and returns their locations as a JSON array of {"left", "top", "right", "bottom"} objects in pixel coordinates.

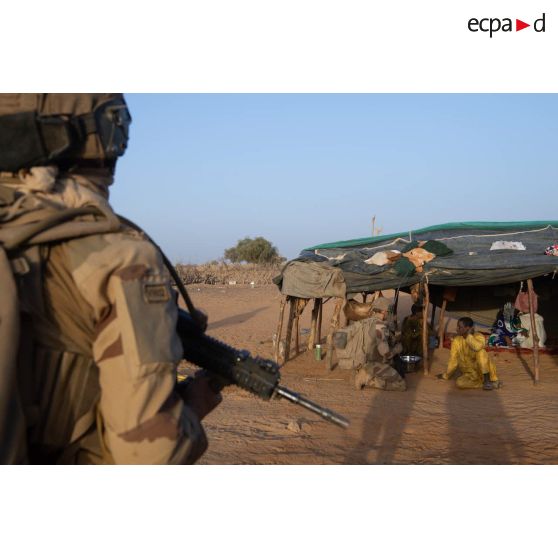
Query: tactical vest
[{"left": 0, "top": 180, "right": 121, "bottom": 464}]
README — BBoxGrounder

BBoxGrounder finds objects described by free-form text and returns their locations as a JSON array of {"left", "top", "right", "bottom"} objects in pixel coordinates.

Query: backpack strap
[{"left": 0, "top": 246, "right": 28, "bottom": 463}]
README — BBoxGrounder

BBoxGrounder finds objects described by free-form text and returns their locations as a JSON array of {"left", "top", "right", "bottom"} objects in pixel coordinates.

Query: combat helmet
[{"left": 0, "top": 93, "right": 131, "bottom": 173}]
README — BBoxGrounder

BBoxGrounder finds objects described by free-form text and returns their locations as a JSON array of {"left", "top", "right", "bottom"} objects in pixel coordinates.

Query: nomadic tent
[{"left": 274, "top": 221, "right": 558, "bottom": 382}]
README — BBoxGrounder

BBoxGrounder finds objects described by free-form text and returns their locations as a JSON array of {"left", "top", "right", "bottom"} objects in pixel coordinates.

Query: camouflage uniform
[
  {"left": 0, "top": 94, "right": 207, "bottom": 464},
  {"left": 353, "top": 318, "right": 405, "bottom": 392},
  {"left": 334, "top": 316, "right": 405, "bottom": 391},
  {"left": 1, "top": 172, "right": 207, "bottom": 464}
]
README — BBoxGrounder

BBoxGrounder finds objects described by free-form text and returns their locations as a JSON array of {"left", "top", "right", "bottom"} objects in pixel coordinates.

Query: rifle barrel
[{"left": 275, "top": 385, "right": 350, "bottom": 429}]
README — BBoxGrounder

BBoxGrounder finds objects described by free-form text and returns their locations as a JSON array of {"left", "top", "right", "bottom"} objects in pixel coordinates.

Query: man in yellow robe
[{"left": 438, "top": 317, "right": 500, "bottom": 390}]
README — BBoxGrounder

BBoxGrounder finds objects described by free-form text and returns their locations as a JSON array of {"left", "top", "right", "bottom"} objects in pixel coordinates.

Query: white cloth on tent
[
  {"left": 315, "top": 250, "right": 346, "bottom": 261},
  {"left": 364, "top": 250, "right": 401, "bottom": 266},
  {"left": 490, "top": 241, "right": 526, "bottom": 251}
]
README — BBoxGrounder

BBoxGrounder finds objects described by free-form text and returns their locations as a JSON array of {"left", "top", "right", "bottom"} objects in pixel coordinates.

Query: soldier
[
  {"left": 0, "top": 94, "right": 221, "bottom": 464},
  {"left": 337, "top": 297, "right": 405, "bottom": 391},
  {"left": 353, "top": 297, "right": 405, "bottom": 391}
]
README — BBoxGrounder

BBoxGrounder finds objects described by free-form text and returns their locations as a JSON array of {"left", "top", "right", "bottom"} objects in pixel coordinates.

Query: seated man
[
  {"left": 437, "top": 317, "right": 500, "bottom": 390},
  {"left": 401, "top": 303, "right": 433, "bottom": 356}
]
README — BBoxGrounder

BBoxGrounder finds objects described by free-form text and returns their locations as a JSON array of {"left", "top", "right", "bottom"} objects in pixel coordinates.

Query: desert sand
[{"left": 184, "top": 284, "right": 558, "bottom": 464}]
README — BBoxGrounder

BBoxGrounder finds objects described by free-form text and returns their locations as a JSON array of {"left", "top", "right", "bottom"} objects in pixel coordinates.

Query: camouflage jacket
[{"left": 0, "top": 170, "right": 205, "bottom": 464}]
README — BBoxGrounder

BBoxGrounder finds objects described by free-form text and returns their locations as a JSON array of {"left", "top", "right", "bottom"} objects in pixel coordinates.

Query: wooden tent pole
[
  {"left": 422, "top": 281, "right": 430, "bottom": 374},
  {"left": 284, "top": 297, "right": 296, "bottom": 364},
  {"left": 307, "top": 298, "right": 320, "bottom": 351},
  {"left": 527, "top": 279, "right": 540, "bottom": 384},
  {"left": 437, "top": 299, "right": 447, "bottom": 349},
  {"left": 326, "top": 299, "right": 344, "bottom": 371},
  {"left": 294, "top": 305, "right": 300, "bottom": 356},
  {"left": 317, "top": 298, "right": 323, "bottom": 344},
  {"left": 274, "top": 296, "right": 287, "bottom": 363}
]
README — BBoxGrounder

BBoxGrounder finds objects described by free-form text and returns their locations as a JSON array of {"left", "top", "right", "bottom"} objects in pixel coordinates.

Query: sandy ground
[{"left": 185, "top": 285, "right": 558, "bottom": 464}]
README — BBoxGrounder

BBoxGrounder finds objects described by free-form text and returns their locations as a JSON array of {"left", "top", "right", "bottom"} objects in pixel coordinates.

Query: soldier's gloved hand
[
  {"left": 180, "top": 370, "right": 223, "bottom": 420},
  {"left": 436, "top": 373, "right": 447, "bottom": 380},
  {"left": 192, "top": 309, "right": 208, "bottom": 332}
]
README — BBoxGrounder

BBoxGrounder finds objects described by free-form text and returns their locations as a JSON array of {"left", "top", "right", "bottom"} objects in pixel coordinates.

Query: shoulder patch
[{"left": 143, "top": 283, "right": 171, "bottom": 303}]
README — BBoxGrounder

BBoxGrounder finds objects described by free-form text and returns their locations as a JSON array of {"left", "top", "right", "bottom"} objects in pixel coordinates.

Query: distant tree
[{"left": 224, "top": 237, "right": 281, "bottom": 264}]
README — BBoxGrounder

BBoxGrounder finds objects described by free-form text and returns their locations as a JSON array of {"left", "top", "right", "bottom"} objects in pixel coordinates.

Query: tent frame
[{"left": 275, "top": 275, "right": 543, "bottom": 385}]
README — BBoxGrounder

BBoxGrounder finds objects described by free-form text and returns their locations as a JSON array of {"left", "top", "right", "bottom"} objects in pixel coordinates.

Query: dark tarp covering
[
  {"left": 275, "top": 222, "right": 558, "bottom": 296},
  {"left": 277, "top": 260, "right": 346, "bottom": 299}
]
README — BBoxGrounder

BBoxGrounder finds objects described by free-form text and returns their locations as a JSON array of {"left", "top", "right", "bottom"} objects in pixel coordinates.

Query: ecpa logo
[{"left": 468, "top": 13, "right": 546, "bottom": 38}]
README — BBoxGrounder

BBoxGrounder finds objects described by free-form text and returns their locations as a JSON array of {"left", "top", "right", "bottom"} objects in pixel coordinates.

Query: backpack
[{"left": 0, "top": 184, "right": 121, "bottom": 464}]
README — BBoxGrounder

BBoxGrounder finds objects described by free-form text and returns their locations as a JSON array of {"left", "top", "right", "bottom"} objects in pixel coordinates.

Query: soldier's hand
[
  {"left": 436, "top": 373, "right": 446, "bottom": 380},
  {"left": 192, "top": 309, "right": 208, "bottom": 332},
  {"left": 181, "top": 370, "right": 223, "bottom": 420}
]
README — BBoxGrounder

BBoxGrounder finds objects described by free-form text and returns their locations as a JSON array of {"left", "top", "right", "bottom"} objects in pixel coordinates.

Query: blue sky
[{"left": 109, "top": 94, "right": 558, "bottom": 263}]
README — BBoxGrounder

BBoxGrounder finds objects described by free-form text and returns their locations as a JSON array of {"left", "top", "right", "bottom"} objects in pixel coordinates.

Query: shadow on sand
[
  {"left": 344, "top": 370, "right": 422, "bottom": 464},
  {"left": 207, "top": 307, "right": 267, "bottom": 330},
  {"left": 343, "top": 362, "right": 527, "bottom": 464},
  {"left": 444, "top": 384, "right": 526, "bottom": 464},
  {"left": 513, "top": 347, "right": 535, "bottom": 382}
]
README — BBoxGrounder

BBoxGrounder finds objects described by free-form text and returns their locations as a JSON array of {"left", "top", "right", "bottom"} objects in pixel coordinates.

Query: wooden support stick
[
  {"left": 437, "top": 299, "right": 447, "bottom": 349},
  {"left": 422, "top": 281, "right": 430, "bottom": 374},
  {"left": 284, "top": 297, "right": 296, "bottom": 364},
  {"left": 294, "top": 312, "right": 300, "bottom": 356},
  {"left": 527, "top": 279, "right": 540, "bottom": 384},
  {"left": 308, "top": 298, "right": 320, "bottom": 351},
  {"left": 317, "top": 298, "right": 323, "bottom": 344},
  {"left": 274, "top": 296, "right": 287, "bottom": 363},
  {"left": 326, "top": 299, "right": 344, "bottom": 371}
]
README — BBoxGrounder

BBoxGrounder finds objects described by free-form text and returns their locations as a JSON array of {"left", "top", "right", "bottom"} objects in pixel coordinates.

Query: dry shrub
[{"left": 175, "top": 262, "right": 282, "bottom": 285}]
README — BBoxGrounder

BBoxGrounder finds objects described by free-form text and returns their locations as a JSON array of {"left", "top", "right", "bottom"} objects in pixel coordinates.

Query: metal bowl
[
  {"left": 400, "top": 355, "right": 422, "bottom": 363},
  {"left": 398, "top": 354, "right": 422, "bottom": 374}
]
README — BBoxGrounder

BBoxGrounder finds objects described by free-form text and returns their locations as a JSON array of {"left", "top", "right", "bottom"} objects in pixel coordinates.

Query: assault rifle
[
  {"left": 176, "top": 309, "right": 349, "bottom": 429},
  {"left": 115, "top": 216, "right": 348, "bottom": 429}
]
